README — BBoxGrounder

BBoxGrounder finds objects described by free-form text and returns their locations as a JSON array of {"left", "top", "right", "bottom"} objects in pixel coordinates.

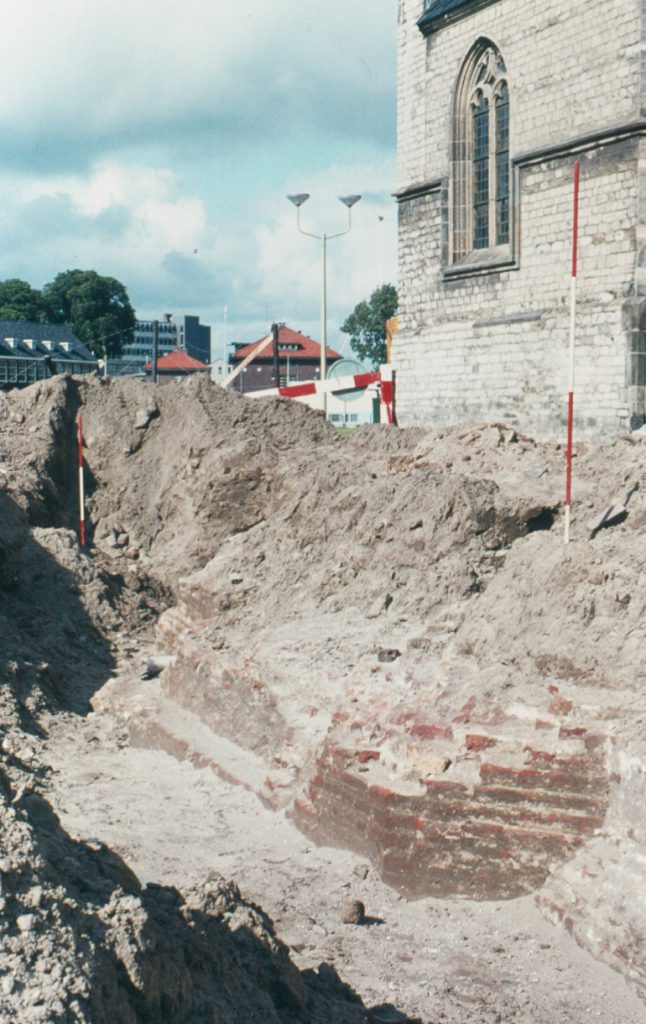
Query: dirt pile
[
  {"left": 0, "top": 376, "right": 373, "bottom": 1022},
  {"left": 1, "top": 372, "right": 645, "bottom": 1018},
  {"left": 71, "top": 373, "right": 335, "bottom": 581}
]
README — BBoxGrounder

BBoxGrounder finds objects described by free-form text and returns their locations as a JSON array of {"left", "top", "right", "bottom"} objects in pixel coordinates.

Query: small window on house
[{"left": 451, "top": 40, "right": 510, "bottom": 264}]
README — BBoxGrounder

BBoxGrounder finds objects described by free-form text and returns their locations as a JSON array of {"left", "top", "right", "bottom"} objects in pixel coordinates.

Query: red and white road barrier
[
  {"left": 564, "top": 161, "right": 580, "bottom": 545},
  {"left": 245, "top": 366, "right": 396, "bottom": 425},
  {"left": 283, "top": 370, "right": 380, "bottom": 399},
  {"left": 77, "top": 415, "right": 86, "bottom": 547}
]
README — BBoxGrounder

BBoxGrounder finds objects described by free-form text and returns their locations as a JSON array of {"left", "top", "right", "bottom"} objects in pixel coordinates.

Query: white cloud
[
  {"left": 0, "top": 148, "right": 397, "bottom": 342},
  {"left": 0, "top": 161, "right": 216, "bottom": 304},
  {"left": 0, "top": 2, "right": 397, "bottom": 346},
  {"left": 0, "top": 0, "right": 396, "bottom": 161}
]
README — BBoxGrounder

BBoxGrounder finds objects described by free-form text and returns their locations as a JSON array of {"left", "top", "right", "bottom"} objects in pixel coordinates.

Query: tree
[
  {"left": 42, "top": 269, "right": 136, "bottom": 359},
  {"left": 340, "top": 283, "right": 398, "bottom": 368},
  {"left": 0, "top": 279, "right": 47, "bottom": 322}
]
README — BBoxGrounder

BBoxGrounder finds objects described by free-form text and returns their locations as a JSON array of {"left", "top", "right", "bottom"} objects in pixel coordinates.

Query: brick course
[{"left": 293, "top": 696, "right": 608, "bottom": 900}]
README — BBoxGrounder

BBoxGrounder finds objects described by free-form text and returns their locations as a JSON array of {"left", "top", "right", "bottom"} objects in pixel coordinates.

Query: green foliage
[
  {"left": 42, "top": 269, "right": 136, "bottom": 358},
  {"left": 0, "top": 279, "right": 46, "bottom": 322},
  {"left": 340, "top": 283, "right": 397, "bottom": 369}
]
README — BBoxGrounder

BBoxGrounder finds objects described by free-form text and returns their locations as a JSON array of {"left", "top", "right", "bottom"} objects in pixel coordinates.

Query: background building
[
  {"left": 0, "top": 321, "right": 96, "bottom": 391},
  {"left": 144, "top": 349, "right": 209, "bottom": 384},
  {"left": 210, "top": 357, "right": 230, "bottom": 386},
  {"left": 394, "top": 0, "right": 646, "bottom": 438},
  {"left": 182, "top": 315, "right": 211, "bottom": 365},
  {"left": 107, "top": 315, "right": 211, "bottom": 377},
  {"left": 229, "top": 325, "right": 342, "bottom": 393}
]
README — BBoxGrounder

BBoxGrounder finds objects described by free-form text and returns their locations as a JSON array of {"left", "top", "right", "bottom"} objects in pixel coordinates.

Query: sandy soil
[{"left": 2, "top": 374, "right": 645, "bottom": 1021}]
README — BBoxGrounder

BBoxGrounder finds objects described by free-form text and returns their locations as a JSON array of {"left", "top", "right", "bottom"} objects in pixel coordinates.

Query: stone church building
[{"left": 393, "top": 0, "right": 646, "bottom": 438}]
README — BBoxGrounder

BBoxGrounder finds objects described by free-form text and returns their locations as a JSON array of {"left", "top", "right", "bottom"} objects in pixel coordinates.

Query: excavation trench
[{"left": 1, "top": 374, "right": 645, "bottom": 1022}]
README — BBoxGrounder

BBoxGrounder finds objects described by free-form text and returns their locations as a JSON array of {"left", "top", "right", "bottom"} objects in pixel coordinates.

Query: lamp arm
[
  {"left": 326, "top": 207, "right": 354, "bottom": 241},
  {"left": 295, "top": 225, "right": 323, "bottom": 240},
  {"left": 295, "top": 207, "right": 322, "bottom": 241}
]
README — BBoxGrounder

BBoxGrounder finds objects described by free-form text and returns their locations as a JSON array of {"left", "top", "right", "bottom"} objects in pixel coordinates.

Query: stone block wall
[
  {"left": 399, "top": 0, "right": 641, "bottom": 180},
  {"left": 395, "top": 0, "right": 646, "bottom": 437}
]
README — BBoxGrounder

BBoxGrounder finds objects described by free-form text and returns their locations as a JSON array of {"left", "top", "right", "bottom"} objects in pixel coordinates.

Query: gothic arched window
[{"left": 451, "top": 40, "right": 510, "bottom": 262}]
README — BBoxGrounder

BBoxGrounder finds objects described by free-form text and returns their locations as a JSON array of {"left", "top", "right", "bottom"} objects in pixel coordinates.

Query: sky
[{"left": 0, "top": 1, "right": 398, "bottom": 360}]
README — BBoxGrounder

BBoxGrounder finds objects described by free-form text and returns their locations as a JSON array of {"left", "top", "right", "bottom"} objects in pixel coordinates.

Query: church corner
[{"left": 394, "top": 0, "right": 646, "bottom": 439}]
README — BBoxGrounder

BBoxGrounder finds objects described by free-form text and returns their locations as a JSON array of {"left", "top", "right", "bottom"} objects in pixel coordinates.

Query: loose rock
[{"left": 341, "top": 900, "right": 366, "bottom": 925}]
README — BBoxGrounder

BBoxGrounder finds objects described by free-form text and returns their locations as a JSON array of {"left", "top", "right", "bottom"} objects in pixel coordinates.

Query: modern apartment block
[{"left": 108, "top": 315, "right": 211, "bottom": 376}]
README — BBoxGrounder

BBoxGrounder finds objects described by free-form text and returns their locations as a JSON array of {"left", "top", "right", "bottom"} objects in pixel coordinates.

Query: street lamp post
[{"left": 287, "top": 193, "right": 361, "bottom": 414}]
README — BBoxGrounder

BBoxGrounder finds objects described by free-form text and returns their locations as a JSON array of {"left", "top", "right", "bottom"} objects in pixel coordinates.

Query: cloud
[
  {"left": 0, "top": 3, "right": 397, "bottom": 350},
  {"left": 0, "top": 146, "right": 397, "bottom": 343},
  {"left": 0, "top": 0, "right": 396, "bottom": 170},
  {"left": 0, "top": 161, "right": 214, "bottom": 304}
]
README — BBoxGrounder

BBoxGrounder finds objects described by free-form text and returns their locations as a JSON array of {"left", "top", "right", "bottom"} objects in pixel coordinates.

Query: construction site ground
[
  {"left": 42, "top": 713, "right": 645, "bottom": 1024},
  {"left": 0, "top": 372, "right": 645, "bottom": 1023}
]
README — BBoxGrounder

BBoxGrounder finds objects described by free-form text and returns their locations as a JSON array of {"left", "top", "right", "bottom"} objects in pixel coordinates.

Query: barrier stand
[{"left": 379, "top": 364, "right": 396, "bottom": 425}]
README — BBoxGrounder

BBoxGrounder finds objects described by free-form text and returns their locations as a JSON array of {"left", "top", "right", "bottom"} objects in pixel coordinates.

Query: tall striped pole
[
  {"left": 564, "top": 160, "right": 580, "bottom": 545},
  {"left": 77, "top": 415, "right": 86, "bottom": 548}
]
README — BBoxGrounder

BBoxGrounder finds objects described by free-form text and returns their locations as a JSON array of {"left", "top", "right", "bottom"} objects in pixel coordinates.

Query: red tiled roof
[
  {"left": 232, "top": 325, "right": 341, "bottom": 362},
  {"left": 144, "top": 349, "right": 208, "bottom": 373}
]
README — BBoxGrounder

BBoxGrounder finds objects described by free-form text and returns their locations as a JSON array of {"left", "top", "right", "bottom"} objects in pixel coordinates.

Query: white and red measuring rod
[
  {"left": 246, "top": 366, "right": 396, "bottom": 424},
  {"left": 564, "top": 160, "right": 580, "bottom": 545},
  {"left": 77, "top": 415, "right": 86, "bottom": 547}
]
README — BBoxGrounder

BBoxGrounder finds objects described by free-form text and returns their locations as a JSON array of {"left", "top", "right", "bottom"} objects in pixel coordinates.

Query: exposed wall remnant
[{"left": 294, "top": 696, "right": 608, "bottom": 900}]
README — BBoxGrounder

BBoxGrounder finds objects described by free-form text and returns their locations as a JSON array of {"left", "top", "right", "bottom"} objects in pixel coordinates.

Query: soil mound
[
  {"left": 0, "top": 376, "right": 371, "bottom": 1022},
  {"left": 74, "top": 373, "right": 337, "bottom": 581}
]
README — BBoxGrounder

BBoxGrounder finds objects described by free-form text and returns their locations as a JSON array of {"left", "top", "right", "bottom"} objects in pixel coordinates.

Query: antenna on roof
[{"left": 222, "top": 306, "right": 228, "bottom": 367}]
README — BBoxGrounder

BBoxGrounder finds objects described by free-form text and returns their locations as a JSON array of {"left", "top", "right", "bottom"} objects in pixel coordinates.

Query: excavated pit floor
[{"left": 42, "top": 711, "right": 646, "bottom": 1024}]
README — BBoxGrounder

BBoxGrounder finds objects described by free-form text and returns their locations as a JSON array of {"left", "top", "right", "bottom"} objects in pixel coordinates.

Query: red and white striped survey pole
[
  {"left": 77, "top": 415, "right": 86, "bottom": 548},
  {"left": 564, "top": 160, "right": 580, "bottom": 545}
]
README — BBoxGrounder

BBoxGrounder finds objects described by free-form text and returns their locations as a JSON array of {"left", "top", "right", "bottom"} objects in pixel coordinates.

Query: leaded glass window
[
  {"left": 472, "top": 91, "right": 490, "bottom": 249},
  {"left": 495, "top": 82, "right": 510, "bottom": 245},
  {"left": 451, "top": 40, "right": 511, "bottom": 262}
]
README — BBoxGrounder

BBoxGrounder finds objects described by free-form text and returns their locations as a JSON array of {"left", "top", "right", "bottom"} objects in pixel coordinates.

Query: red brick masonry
[{"left": 294, "top": 697, "right": 607, "bottom": 901}]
